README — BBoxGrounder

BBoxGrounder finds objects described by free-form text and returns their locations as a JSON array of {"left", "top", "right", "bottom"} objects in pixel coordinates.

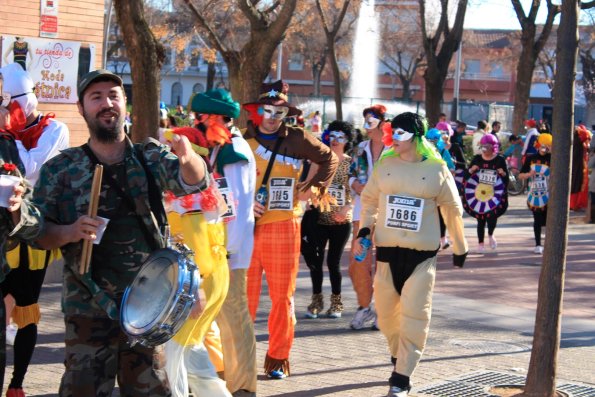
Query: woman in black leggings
[
  {"left": 519, "top": 133, "right": 552, "bottom": 255},
  {"left": 463, "top": 134, "right": 509, "bottom": 254},
  {"left": 301, "top": 120, "right": 353, "bottom": 319}
]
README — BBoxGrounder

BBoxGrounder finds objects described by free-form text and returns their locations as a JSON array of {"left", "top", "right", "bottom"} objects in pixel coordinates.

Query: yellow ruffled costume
[
  {"left": 168, "top": 211, "right": 230, "bottom": 347},
  {"left": 6, "top": 246, "right": 61, "bottom": 328}
]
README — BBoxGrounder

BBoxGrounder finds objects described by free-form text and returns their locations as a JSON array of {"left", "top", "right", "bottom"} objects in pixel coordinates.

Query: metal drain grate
[
  {"left": 417, "top": 381, "right": 491, "bottom": 396},
  {"left": 558, "top": 383, "right": 595, "bottom": 397},
  {"left": 456, "top": 371, "right": 526, "bottom": 385},
  {"left": 417, "top": 371, "right": 595, "bottom": 397}
]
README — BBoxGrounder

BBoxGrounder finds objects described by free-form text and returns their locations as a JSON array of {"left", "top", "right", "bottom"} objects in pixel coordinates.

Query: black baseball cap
[{"left": 77, "top": 69, "right": 123, "bottom": 99}]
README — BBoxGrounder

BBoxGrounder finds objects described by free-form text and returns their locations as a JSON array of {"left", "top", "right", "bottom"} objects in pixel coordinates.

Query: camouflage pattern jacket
[
  {"left": 32, "top": 137, "right": 208, "bottom": 319},
  {"left": 0, "top": 133, "right": 43, "bottom": 283}
]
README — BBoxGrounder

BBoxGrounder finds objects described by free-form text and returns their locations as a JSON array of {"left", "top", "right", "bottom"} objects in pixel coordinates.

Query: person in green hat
[
  {"left": 162, "top": 89, "right": 257, "bottom": 397},
  {"left": 195, "top": 90, "right": 258, "bottom": 397}
]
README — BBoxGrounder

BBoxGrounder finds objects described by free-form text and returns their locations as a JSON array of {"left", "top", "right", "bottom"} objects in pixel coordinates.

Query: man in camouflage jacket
[
  {"left": 33, "top": 70, "right": 209, "bottom": 397},
  {"left": 0, "top": 130, "right": 43, "bottom": 395}
]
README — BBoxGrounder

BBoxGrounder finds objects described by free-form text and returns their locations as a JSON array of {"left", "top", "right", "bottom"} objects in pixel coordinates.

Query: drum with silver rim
[{"left": 120, "top": 243, "right": 200, "bottom": 347}]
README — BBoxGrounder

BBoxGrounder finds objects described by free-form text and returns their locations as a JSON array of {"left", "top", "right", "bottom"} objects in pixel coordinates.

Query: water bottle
[
  {"left": 255, "top": 185, "right": 268, "bottom": 207},
  {"left": 354, "top": 236, "right": 371, "bottom": 262}
]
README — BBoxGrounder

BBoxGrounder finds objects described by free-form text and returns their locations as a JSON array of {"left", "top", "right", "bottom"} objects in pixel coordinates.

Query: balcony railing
[{"left": 447, "top": 72, "right": 512, "bottom": 81}]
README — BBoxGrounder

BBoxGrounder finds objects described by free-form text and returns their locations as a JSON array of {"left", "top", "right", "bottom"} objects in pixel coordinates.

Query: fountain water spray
[{"left": 348, "top": 0, "right": 379, "bottom": 101}]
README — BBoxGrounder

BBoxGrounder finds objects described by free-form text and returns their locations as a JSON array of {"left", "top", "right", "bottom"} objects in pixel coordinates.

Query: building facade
[{"left": 1, "top": 0, "right": 105, "bottom": 146}]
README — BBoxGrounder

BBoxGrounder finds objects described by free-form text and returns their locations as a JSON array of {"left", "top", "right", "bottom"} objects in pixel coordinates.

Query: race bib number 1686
[{"left": 385, "top": 195, "right": 424, "bottom": 232}]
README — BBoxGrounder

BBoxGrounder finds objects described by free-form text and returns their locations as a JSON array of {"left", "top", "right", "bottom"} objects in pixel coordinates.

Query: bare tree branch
[
  {"left": 237, "top": 0, "right": 267, "bottom": 28},
  {"left": 264, "top": 0, "right": 281, "bottom": 14},
  {"left": 181, "top": 0, "right": 229, "bottom": 55},
  {"left": 315, "top": 0, "right": 331, "bottom": 35},
  {"left": 511, "top": 0, "right": 528, "bottom": 28},
  {"left": 534, "top": 1, "right": 560, "bottom": 61}
]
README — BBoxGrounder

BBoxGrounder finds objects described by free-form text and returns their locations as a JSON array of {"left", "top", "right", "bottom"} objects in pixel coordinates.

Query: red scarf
[{"left": 10, "top": 113, "right": 56, "bottom": 150}]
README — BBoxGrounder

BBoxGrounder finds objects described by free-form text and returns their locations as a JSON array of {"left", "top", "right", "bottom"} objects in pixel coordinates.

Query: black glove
[
  {"left": 453, "top": 251, "right": 468, "bottom": 268},
  {"left": 357, "top": 227, "right": 371, "bottom": 239}
]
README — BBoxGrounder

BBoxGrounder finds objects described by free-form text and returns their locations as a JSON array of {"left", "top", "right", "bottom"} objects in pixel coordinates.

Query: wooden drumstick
[{"left": 79, "top": 164, "right": 103, "bottom": 275}]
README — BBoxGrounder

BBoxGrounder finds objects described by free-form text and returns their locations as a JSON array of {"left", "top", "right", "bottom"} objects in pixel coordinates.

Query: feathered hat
[{"left": 242, "top": 80, "right": 302, "bottom": 126}]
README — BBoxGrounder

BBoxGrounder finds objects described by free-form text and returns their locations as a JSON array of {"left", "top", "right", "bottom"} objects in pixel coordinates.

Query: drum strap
[
  {"left": 134, "top": 145, "right": 168, "bottom": 236},
  {"left": 82, "top": 144, "right": 165, "bottom": 251}
]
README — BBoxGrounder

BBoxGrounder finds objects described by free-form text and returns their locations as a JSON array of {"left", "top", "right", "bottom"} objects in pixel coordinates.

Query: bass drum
[
  {"left": 463, "top": 169, "right": 508, "bottom": 220},
  {"left": 120, "top": 245, "right": 200, "bottom": 347}
]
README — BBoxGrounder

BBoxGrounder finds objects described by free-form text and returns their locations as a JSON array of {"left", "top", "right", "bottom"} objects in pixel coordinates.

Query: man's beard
[{"left": 84, "top": 108, "right": 124, "bottom": 143}]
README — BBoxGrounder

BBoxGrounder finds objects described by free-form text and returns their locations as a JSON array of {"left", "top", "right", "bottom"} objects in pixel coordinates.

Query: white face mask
[
  {"left": 13, "top": 92, "right": 37, "bottom": 118},
  {"left": 261, "top": 105, "right": 289, "bottom": 120},
  {"left": 392, "top": 128, "right": 414, "bottom": 142},
  {"left": 364, "top": 115, "right": 380, "bottom": 130},
  {"left": 329, "top": 131, "right": 347, "bottom": 143}
]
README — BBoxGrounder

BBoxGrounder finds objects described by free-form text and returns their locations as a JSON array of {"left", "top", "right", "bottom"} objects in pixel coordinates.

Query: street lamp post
[{"left": 451, "top": 41, "right": 462, "bottom": 121}]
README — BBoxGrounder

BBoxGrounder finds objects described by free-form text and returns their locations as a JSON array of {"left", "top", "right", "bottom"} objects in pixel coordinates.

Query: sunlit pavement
[{"left": 5, "top": 195, "right": 594, "bottom": 396}]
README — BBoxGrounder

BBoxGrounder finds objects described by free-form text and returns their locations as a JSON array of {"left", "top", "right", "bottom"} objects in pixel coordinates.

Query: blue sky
[{"left": 464, "top": 0, "right": 556, "bottom": 30}]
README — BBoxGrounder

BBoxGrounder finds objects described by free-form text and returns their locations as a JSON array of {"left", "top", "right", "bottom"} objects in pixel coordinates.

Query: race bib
[
  {"left": 215, "top": 177, "right": 236, "bottom": 219},
  {"left": 478, "top": 169, "right": 498, "bottom": 185},
  {"left": 328, "top": 183, "right": 346, "bottom": 206},
  {"left": 268, "top": 177, "right": 295, "bottom": 211},
  {"left": 385, "top": 195, "right": 424, "bottom": 232},
  {"left": 530, "top": 175, "right": 547, "bottom": 193}
]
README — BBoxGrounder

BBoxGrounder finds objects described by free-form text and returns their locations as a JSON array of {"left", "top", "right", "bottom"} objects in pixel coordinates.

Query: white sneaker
[
  {"left": 387, "top": 385, "right": 409, "bottom": 397},
  {"left": 6, "top": 323, "right": 17, "bottom": 346},
  {"left": 477, "top": 243, "right": 486, "bottom": 254},
  {"left": 350, "top": 307, "right": 376, "bottom": 330},
  {"left": 440, "top": 238, "right": 451, "bottom": 250},
  {"left": 534, "top": 245, "right": 544, "bottom": 254},
  {"left": 489, "top": 236, "right": 497, "bottom": 250}
]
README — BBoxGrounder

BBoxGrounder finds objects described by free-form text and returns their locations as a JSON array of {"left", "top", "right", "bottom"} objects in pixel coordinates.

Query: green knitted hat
[{"left": 189, "top": 88, "right": 240, "bottom": 119}]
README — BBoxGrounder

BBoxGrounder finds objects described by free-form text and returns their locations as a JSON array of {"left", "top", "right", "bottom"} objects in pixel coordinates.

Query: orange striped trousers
[{"left": 247, "top": 218, "right": 300, "bottom": 360}]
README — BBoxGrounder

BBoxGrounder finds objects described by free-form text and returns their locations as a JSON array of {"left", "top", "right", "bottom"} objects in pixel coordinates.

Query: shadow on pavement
[{"left": 265, "top": 381, "right": 387, "bottom": 397}]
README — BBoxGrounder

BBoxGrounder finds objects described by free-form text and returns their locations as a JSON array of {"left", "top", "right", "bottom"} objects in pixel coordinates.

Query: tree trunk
[
  {"left": 206, "top": 62, "right": 216, "bottom": 91},
  {"left": 423, "top": 63, "right": 445, "bottom": 126},
  {"left": 225, "top": 47, "right": 270, "bottom": 127},
  {"left": 328, "top": 41, "right": 343, "bottom": 120},
  {"left": 113, "top": 0, "right": 164, "bottom": 142},
  {"left": 512, "top": 32, "right": 537, "bottom": 136},
  {"left": 400, "top": 78, "right": 411, "bottom": 101},
  {"left": 521, "top": 1, "right": 579, "bottom": 396},
  {"left": 312, "top": 64, "right": 323, "bottom": 97}
]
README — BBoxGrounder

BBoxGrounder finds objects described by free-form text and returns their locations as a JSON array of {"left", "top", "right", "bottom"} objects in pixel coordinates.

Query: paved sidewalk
[{"left": 4, "top": 195, "right": 595, "bottom": 396}]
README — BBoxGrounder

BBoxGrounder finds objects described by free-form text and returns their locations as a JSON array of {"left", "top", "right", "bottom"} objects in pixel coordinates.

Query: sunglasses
[
  {"left": 392, "top": 128, "right": 414, "bottom": 142},
  {"left": 261, "top": 105, "right": 289, "bottom": 120},
  {"left": 329, "top": 131, "right": 347, "bottom": 143}
]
